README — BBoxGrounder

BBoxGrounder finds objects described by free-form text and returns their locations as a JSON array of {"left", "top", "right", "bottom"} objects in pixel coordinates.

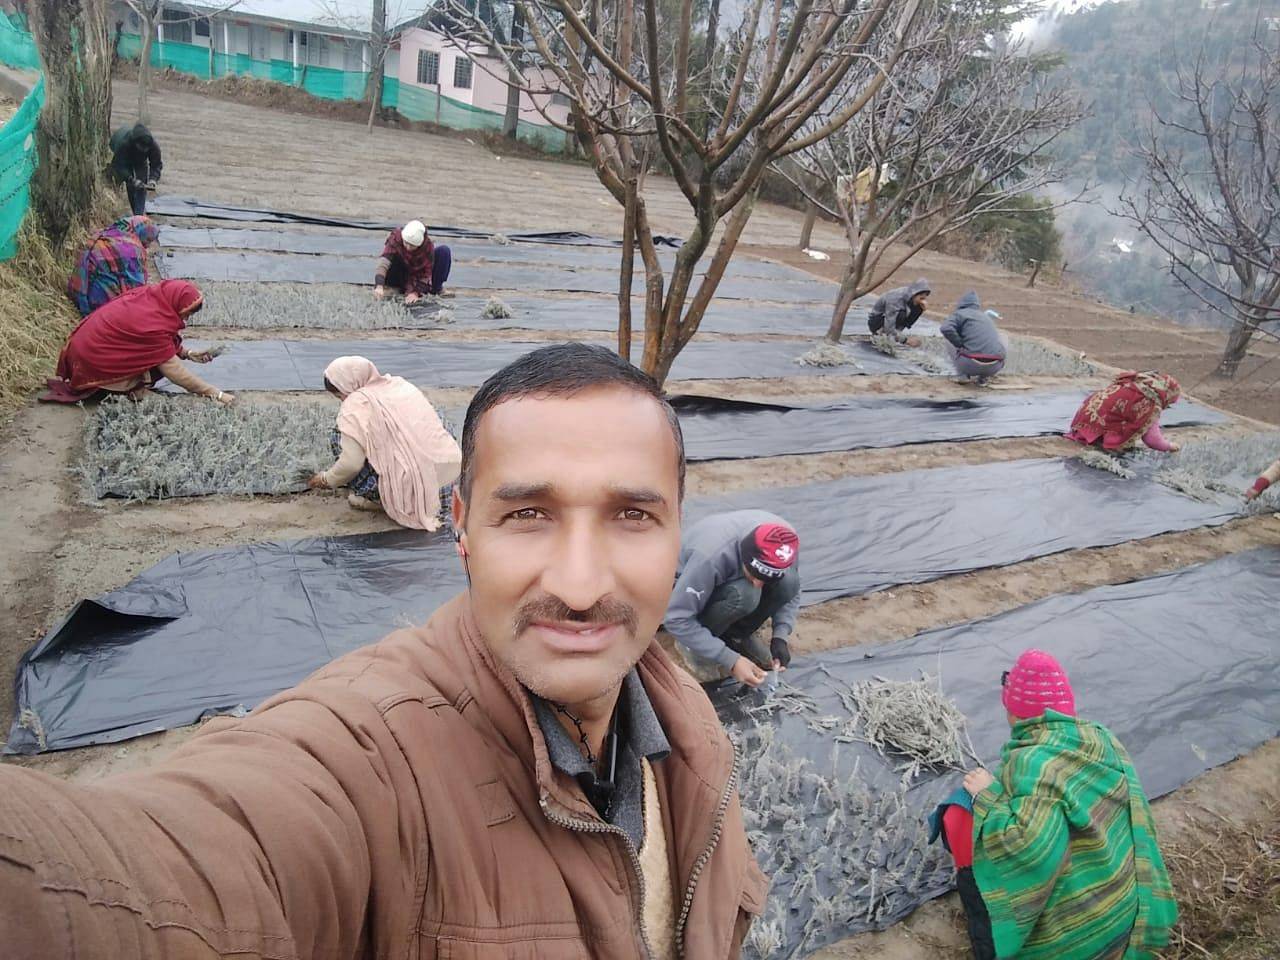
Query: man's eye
[
  {"left": 508, "top": 508, "right": 545, "bottom": 522},
  {"left": 619, "top": 508, "right": 653, "bottom": 522}
]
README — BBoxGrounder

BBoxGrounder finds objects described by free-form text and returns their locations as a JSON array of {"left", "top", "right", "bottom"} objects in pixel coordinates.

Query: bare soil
[{"left": 0, "top": 79, "right": 1274, "bottom": 959}]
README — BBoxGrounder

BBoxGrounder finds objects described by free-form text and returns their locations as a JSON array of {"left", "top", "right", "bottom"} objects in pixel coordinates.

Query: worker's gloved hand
[
  {"left": 306, "top": 473, "right": 330, "bottom": 490},
  {"left": 145, "top": 180, "right": 158, "bottom": 191},
  {"left": 1245, "top": 486, "right": 1260, "bottom": 501},
  {"left": 730, "top": 656, "right": 767, "bottom": 688},
  {"left": 214, "top": 391, "right": 236, "bottom": 406},
  {"left": 903, "top": 335, "right": 923, "bottom": 348},
  {"left": 373, "top": 285, "right": 386, "bottom": 301},
  {"left": 405, "top": 292, "right": 422, "bottom": 306},
  {"left": 770, "top": 636, "right": 791, "bottom": 670},
  {"left": 186, "top": 349, "right": 214, "bottom": 364}
]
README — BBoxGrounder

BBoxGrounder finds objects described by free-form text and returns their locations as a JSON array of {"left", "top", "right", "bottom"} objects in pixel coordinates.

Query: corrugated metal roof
[{"left": 177, "top": 0, "right": 432, "bottom": 35}]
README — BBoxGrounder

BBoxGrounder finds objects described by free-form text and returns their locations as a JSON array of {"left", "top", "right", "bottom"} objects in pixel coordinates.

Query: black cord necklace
[{"left": 553, "top": 702, "right": 598, "bottom": 765}]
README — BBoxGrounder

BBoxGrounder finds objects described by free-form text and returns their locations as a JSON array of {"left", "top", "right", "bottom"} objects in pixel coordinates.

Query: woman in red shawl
[
  {"left": 43, "top": 280, "right": 235, "bottom": 405},
  {"left": 371, "top": 219, "right": 452, "bottom": 305},
  {"left": 1065, "top": 371, "right": 1182, "bottom": 452}
]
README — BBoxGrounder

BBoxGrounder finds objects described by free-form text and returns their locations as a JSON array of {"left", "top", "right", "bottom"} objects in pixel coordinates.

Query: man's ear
[{"left": 451, "top": 487, "right": 467, "bottom": 558}]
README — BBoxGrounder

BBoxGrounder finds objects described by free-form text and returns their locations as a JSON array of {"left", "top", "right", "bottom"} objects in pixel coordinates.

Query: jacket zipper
[
  {"left": 674, "top": 750, "right": 740, "bottom": 959},
  {"left": 539, "top": 796, "right": 656, "bottom": 959}
]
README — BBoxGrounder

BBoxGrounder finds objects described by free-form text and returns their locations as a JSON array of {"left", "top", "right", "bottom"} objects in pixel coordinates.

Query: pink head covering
[
  {"left": 323, "top": 356, "right": 461, "bottom": 532},
  {"left": 1001, "top": 649, "right": 1076, "bottom": 720}
]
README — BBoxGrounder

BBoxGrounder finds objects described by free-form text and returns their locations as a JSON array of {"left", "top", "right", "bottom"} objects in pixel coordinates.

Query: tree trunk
[
  {"left": 503, "top": 5, "right": 525, "bottom": 140},
  {"left": 618, "top": 180, "right": 636, "bottom": 361},
  {"left": 137, "top": 15, "right": 153, "bottom": 123},
  {"left": 28, "top": 0, "right": 108, "bottom": 244},
  {"left": 1217, "top": 312, "right": 1259, "bottom": 377},
  {"left": 799, "top": 201, "right": 817, "bottom": 249},
  {"left": 825, "top": 269, "right": 862, "bottom": 343},
  {"left": 364, "top": 0, "right": 385, "bottom": 134},
  {"left": 1026, "top": 259, "right": 1042, "bottom": 288}
]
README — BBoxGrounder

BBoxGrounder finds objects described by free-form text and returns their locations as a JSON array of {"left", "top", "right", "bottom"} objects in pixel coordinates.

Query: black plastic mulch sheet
[
  {"left": 149, "top": 195, "right": 683, "bottom": 245},
  {"left": 671, "top": 392, "right": 1226, "bottom": 462},
  {"left": 8, "top": 457, "right": 1238, "bottom": 753},
  {"left": 163, "top": 337, "right": 928, "bottom": 392},
  {"left": 156, "top": 248, "right": 840, "bottom": 304},
  {"left": 187, "top": 289, "right": 886, "bottom": 338},
  {"left": 713, "top": 545, "right": 1280, "bottom": 957},
  {"left": 158, "top": 225, "right": 825, "bottom": 284}
]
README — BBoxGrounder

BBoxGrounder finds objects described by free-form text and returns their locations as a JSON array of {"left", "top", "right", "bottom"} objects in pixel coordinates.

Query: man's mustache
[{"left": 514, "top": 594, "right": 639, "bottom": 638}]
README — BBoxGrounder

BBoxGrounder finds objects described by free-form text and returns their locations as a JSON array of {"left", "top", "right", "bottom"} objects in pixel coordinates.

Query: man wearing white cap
[{"left": 373, "top": 219, "right": 452, "bottom": 305}]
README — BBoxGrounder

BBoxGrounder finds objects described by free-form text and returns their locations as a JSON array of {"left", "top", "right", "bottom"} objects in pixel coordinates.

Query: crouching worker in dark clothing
[
  {"left": 868, "top": 277, "right": 930, "bottom": 345},
  {"left": 664, "top": 510, "right": 800, "bottom": 688},
  {"left": 373, "top": 219, "right": 452, "bottom": 306},
  {"left": 110, "top": 123, "right": 163, "bottom": 216},
  {"left": 940, "top": 291, "right": 1008, "bottom": 383}
]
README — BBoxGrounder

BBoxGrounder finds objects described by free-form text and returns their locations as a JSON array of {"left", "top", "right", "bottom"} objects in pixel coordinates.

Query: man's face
[
  {"left": 454, "top": 385, "right": 682, "bottom": 707},
  {"left": 913, "top": 293, "right": 929, "bottom": 310}
]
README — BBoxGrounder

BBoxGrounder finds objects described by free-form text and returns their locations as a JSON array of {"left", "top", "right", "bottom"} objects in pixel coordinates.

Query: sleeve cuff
[
  {"left": 1253, "top": 477, "right": 1272, "bottom": 494},
  {"left": 714, "top": 646, "right": 741, "bottom": 671},
  {"left": 971, "top": 780, "right": 1005, "bottom": 817}
]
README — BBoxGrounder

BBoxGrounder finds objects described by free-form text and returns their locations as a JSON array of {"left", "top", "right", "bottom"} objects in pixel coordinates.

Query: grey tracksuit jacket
[
  {"left": 868, "top": 278, "right": 930, "bottom": 340},
  {"left": 664, "top": 510, "right": 800, "bottom": 670},
  {"left": 939, "top": 291, "right": 1007, "bottom": 358}
]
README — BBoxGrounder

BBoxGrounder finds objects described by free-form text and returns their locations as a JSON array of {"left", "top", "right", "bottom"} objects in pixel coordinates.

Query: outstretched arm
[{"left": 0, "top": 693, "right": 411, "bottom": 959}]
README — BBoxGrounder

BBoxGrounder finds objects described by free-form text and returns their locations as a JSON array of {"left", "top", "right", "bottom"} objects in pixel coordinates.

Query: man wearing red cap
[
  {"left": 663, "top": 510, "right": 800, "bottom": 688},
  {"left": 932, "top": 649, "right": 1177, "bottom": 960}
]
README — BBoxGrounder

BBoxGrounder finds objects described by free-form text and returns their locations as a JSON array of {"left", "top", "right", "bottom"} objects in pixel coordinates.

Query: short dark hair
[{"left": 458, "top": 342, "right": 685, "bottom": 503}]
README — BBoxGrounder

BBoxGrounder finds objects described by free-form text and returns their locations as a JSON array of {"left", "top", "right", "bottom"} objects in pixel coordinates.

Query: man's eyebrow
[
  {"left": 610, "top": 486, "right": 670, "bottom": 507},
  {"left": 491, "top": 481, "right": 553, "bottom": 500}
]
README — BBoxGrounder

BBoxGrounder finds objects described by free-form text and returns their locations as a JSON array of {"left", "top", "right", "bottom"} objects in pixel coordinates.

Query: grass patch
[
  {"left": 80, "top": 394, "right": 334, "bottom": 500},
  {"left": 0, "top": 191, "right": 125, "bottom": 421},
  {"left": 1159, "top": 802, "right": 1280, "bottom": 959}
]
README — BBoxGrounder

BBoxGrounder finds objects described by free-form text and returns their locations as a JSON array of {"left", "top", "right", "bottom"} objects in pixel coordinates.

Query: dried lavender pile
[
  {"left": 1143, "top": 431, "right": 1280, "bottom": 513},
  {"left": 810, "top": 671, "right": 977, "bottom": 784},
  {"left": 81, "top": 395, "right": 334, "bottom": 500},
  {"left": 735, "top": 715, "right": 954, "bottom": 959},
  {"left": 868, "top": 331, "right": 1095, "bottom": 377},
  {"left": 794, "top": 342, "right": 863, "bottom": 369},
  {"left": 191, "top": 282, "right": 457, "bottom": 330}
]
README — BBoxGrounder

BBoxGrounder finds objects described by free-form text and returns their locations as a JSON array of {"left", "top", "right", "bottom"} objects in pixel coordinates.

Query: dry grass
[
  {"left": 0, "top": 192, "right": 124, "bottom": 420},
  {"left": 1159, "top": 802, "right": 1280, "bottom": 959}
]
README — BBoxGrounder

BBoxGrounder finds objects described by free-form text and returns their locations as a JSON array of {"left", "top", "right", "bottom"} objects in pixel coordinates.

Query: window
[
  {"left": 194, "top": 18, "right": 210, "bottom": 38},
  {"left": 161, "top": 9, "right": 193, "bottom": 44},
  {"left": 417, "top": 49, "right": 439, "bottom": 85},
  {"left": 453, "top": 56, "right": 473, "bottom": 89}
]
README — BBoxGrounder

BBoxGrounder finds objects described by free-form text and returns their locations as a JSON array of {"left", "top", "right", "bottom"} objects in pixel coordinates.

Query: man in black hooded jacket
[{"left": 110, "top": 123, "right": 164, "bottom": 215}]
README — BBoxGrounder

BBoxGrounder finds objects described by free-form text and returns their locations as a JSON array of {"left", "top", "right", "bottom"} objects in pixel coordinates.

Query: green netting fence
[
  {"left": 0, "top": 12, "right": 43, "bottom": 260},
  {"left": 117, "top": 33, "right": 570, "bottom": 152}
]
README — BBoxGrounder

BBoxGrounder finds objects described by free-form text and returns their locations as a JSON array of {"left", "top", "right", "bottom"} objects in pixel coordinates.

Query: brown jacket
[{"left": 0, "top": 595, "right": 768, "bottom": 959}]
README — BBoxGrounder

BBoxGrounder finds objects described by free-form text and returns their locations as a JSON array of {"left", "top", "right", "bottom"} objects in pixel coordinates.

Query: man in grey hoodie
[
  {"left": 939, "top": 291, "right": 1008, "bottom": 383},
  {"left": 664, "top": 511, "right": 800, "bottom": 687},
  {"left": 868, "top": 278, "right": 931, "bottom": 344}
]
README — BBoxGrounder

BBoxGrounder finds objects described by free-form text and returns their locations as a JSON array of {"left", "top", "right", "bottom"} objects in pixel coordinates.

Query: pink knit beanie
[{"left": 1002, "top": 649, "right": 1076, "bottom": 719}]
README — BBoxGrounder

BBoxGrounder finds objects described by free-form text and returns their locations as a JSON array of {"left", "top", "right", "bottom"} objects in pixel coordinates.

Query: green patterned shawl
[{"left": 972, "top": 711, "right": 1177, "bottom": 959}]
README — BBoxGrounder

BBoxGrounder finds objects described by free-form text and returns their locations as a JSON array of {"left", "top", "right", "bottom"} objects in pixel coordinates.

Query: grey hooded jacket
[
  {"left": 868, "top": 278, "right": 930, "bottom": 340},
  {"left": 664, "top": 510, "right": 800, "bottom": 670},
  {"left": 939, "top": 291, "right": 1007, "bottom": 358}
]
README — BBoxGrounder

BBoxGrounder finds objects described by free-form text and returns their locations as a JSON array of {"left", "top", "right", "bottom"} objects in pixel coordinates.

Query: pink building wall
[{"left": 395, "top": 28, "right": 570, "bottom": 129}]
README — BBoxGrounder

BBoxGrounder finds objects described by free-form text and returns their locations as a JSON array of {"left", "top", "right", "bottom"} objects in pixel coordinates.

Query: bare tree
[
  {"left": 122, "top": 1, "right": 242, "bottom": 124},
  {"left": 780, "top": 8, "right": 1082, "bottom": 342},
  {"left": 440, "top": 0, "right": 924, "bottom": 383},
  {"left": 1119, "top": 25, "right": 1280, "bottom": 377},
  {"left": 27, "top": 0, "right": 116, "bottom": 242}
]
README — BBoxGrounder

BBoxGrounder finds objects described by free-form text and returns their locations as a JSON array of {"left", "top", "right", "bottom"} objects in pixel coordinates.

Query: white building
[{"left": 113, "top": 0, "right": 378, "bottom": 74}]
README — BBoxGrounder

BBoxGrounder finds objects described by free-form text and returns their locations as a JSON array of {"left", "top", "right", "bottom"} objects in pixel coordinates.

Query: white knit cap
[{"left": 402, "top": 220, "right": 426, "bottom": 248}]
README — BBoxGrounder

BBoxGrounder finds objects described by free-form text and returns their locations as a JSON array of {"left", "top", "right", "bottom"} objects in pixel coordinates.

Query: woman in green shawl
[{"left": 934, "top": 649, "right": 1177, "bottom": 959}]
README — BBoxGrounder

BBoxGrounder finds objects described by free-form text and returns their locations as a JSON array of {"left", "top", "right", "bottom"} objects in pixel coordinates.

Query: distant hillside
[{"left": 1047, "top": 0, "right": 1278, "bottom": 182}]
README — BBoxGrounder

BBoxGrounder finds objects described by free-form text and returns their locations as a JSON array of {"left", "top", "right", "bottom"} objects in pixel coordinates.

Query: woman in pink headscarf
[{"left": 306, "top": 357, "right": 461, "bottom": 531}]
